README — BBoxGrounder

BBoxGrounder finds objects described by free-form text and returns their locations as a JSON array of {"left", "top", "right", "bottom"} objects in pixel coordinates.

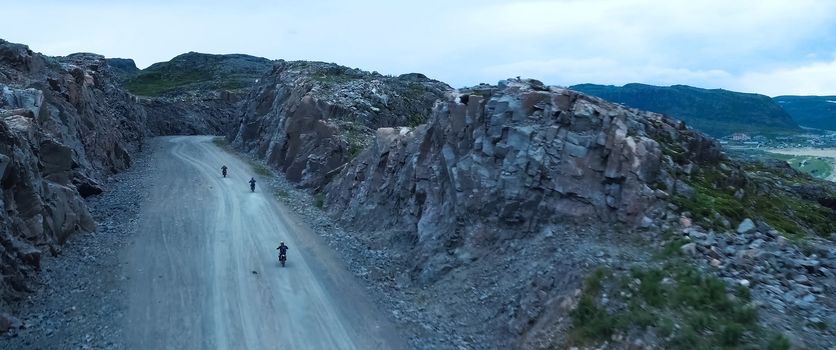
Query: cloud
[
  {"left": 735, "top": 58, "right": 836, "bottom": 96},
  {"left": 480, "top": 57, "right": 734, "bottom": 88},
  {"left": 1, "top": 0, "right": 835, "bottom": 95}
]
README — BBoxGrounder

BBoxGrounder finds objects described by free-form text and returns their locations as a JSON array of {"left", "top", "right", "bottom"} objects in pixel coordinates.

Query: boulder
[
  {"left": 737, "top": 218, "right": 755, "bottom": 234},
  {"left": 0, "top": 311, "right": 21, "bottom": 333},
  {"left": 680, "top": 243, "right": 698, "bottom": 256}
]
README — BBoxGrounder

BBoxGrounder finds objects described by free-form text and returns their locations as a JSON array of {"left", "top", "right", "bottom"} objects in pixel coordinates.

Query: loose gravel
[{"left": 1, "top": 141, "right": 156, "bottom": 350}]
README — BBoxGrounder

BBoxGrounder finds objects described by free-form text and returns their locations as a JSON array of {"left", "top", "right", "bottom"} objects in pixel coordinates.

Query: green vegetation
[
  {"left": 212, "top": 136, "right": 228, "bottom": 148},
  {"left": 766, "top": 153, "right": 834, "bottom": 179},
  {"left": 568, "top": 259, "right": 788, "bottom": 349},
  {"left": 122, "top": 69, "right": 214, "bottom": 96},
  {"left": 571, "top": 83, "right": 801, "bottom": 137},
  {"left": 250, "top": 162, "right": 273, "bottom": 177},
  {"left": 403, "top": 82, "right": 426, "bottom": 101},
  {"left": 671, "top": 168, "right": 836, "bottom": 238},
  {"left": 121, "top": 52, "right": 272, "bottom": 96},
  {"left": 767, "top": 334, "right": 791, "bottom": 350},
  {"left": 406, "top": 113, "right": 425, "bottom": 128},
  {"left": 342, "top": 126, "right": 371, "bottom": 160},
  {"left": 313, "top": 193, "right": 325, "bottom": 208},
  {"left": 309, "top": 73, "right": 356, "bottom": 85}
]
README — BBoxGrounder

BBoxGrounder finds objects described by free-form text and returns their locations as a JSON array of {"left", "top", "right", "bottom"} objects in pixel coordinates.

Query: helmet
[{"left": 280, "top": 241, "right": 285, "bottom": 244}]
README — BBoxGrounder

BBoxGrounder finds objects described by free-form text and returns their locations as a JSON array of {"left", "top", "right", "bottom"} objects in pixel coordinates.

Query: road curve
[{"left": 123, "top": 136, "right": 406, "bottom": 350}]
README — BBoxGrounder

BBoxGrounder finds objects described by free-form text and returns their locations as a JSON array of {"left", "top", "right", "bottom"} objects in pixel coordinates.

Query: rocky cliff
[
  {"left": 571, "top": 83, "right": 801, "bottom": 136},
  {"left": 0, "top": 39, "right": 146, "bottom": 310},
  {"left": 230, "top": 60, "right": 452, "bottom": 188},
  {"left": 121, "top": 52, "right": 273, "bottom": 135},
  {"left": 324, "top": 79, "right": 722, "bottom": 283},
  {"left": 315, "top": 79, "right": 835, "bottom": 348}
]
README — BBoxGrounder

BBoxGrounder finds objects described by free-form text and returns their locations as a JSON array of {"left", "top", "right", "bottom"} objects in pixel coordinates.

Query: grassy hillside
[{"left": 121, "top": 52, "right": 273, "bottom": 96}]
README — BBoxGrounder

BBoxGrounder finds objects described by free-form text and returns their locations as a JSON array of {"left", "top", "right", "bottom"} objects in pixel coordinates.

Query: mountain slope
[
  {"left": 774, "top": 95, "right": 836, "bottom": 130},
  {"left": 571, "top": 83, "right": 801, "bottom": 136},
  {"left": 120, "top": 52, "right": 274, "bottom": 135},
  {"left": 121, "top": 52, "right": 272, "bottom": 97}
]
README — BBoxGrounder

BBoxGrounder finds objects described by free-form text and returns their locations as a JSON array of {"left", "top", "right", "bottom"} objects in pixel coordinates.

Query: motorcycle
[
  {"left": 250, "top": 182, "right": 255, "bottom": 192},
  {"left": 278, "top": 253, "right": 287, "bottom": 267},
  {"left": 222, "top": 168, "right": 227, "bottom": 178}
]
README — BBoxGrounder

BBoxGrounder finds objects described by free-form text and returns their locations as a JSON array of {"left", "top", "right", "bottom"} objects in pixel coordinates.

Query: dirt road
[{"left": 123, "top": 136, "right": 405, "bottom": 350}]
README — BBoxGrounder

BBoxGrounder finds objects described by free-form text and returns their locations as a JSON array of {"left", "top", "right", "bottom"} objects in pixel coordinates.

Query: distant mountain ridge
[
  {"left": 774, "top": 95, "right": 836, "bottom": 131},
  {"left": 570, "top": 83, "right": 801, "bottom": 136}
]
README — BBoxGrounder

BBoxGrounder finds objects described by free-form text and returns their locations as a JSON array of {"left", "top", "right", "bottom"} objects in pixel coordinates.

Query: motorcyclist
[
  {"left": 249, "top": 177, "right": 256, "bottom": 192},
  {"left": 277, "top": 241, "right": 289, "bottom": 260},
  {"left": 221, "top": 165, "right": 228, "bottom": 178}
]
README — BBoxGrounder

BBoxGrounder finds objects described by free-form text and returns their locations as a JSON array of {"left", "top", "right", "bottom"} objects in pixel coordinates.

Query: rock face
[
  {"left": 105, "top": 58, "right": 139, "bottom": 80},
  {"left": 571, "top": 83, "right": 800, "bottom": 137},
  {"left": 230, "top": 60, "right": 452, "bottom": 188},
  {"left": 139, "top": 90, "right": 245, "bottom": 135},
  {"left": 122, "top": 52, "right": 274, "bottom": 135},
  {"left": 325, "top": 79, "right": 721, "bottom": 283},
  {"left": 0, "top": 39, "right": 146, "bottom": 309}
]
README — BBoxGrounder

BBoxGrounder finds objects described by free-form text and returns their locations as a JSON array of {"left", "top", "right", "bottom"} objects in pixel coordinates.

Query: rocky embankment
[
  {"left": 0, "top": 39, "right": 146, "bottom": 325},
  {"left": 238, "top": 77, "right": 835, "bottom": 348},
  {"left": 325, "top": 79, "right": 721, "bottom": 283},
  {"left": 0, "top": 36, "right": 833, "bottom": 349},
  {"left": 117, "top": 53, "right": 273, "bottom": 135},
  {"left": 230, "top": 60, "right": 452, "bottom": 188}
]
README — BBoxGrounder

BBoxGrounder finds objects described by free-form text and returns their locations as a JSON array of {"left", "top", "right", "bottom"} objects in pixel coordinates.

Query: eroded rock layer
[
  {"left": 325, "top": 79, "right": 722, "bottom": 282},
  {"left": 0, "top": 39, "right": 146, "bottom": 307}
]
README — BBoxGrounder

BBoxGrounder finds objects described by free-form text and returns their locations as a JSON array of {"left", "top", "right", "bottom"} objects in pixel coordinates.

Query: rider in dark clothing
[
  {"left": 249, "top": 177, "right": 256, "bottom": 191},
  {"left": 221, "top": 165, "right": 228, "bottom": 177},
  {"left": 277, "top": 241, "right": 289, "bottom": 257}
]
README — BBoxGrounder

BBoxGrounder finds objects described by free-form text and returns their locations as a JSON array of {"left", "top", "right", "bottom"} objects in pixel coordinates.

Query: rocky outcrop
[
  {"left": 0, "top": 39, "right": 146, "bottom": 309},
  {"left": 140, "top": 90, "right": 245, "bottom": 135},
  {"left": 106, "top": 58, "right": 139, "bottom": 81},
  {"left": 230, "top": 60, "right": 452, "bottom": 188},
  {"left": 122, "top": 52, "right": 273, "bottom": 135},
  {"left": 325, "top": 79, "right": 722, "bottom": 283}
]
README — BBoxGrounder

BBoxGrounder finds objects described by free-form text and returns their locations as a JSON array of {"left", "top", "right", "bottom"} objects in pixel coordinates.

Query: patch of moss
[
  {"left": 569, "top": 262, "right": 775, "bottom": 349},
  {"left": 766, "top": 334, "right": 791, "bottom": 350},
  {"left": 673, "top": 168, "right": 836, "bottom": 238},
  {"left": 653, "top": 131, "right": 688, "bottom": 164},
  {"left": 123, "top": 69, "right": 214, "bottom": 96},
  {"left": 406, "top": 113, "right": 425, "bottom": 128},
  {"left": 211, "top": 137, "right": 228, "bottom": 148},
  {"left": 313, "top": 192, "right": 325, "bottom": 208},
  {"left": 250, "top": 162, "right": 273, "bottom": 177},
  {"left": 310, "top": 73, "right": 356, "bottom": 85},
  {"left": 766, "top": 153, "right": 834, "bottom": 179}
]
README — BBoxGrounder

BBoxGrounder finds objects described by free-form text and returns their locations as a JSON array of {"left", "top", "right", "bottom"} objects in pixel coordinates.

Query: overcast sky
[{"left": 3, "top": 0, "right": 835, "bottom": 96}]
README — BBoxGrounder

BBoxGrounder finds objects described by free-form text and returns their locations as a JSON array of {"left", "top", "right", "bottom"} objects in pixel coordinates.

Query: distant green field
[{"left": 768, "top": 153, "right": 834, "bottom": 179}]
